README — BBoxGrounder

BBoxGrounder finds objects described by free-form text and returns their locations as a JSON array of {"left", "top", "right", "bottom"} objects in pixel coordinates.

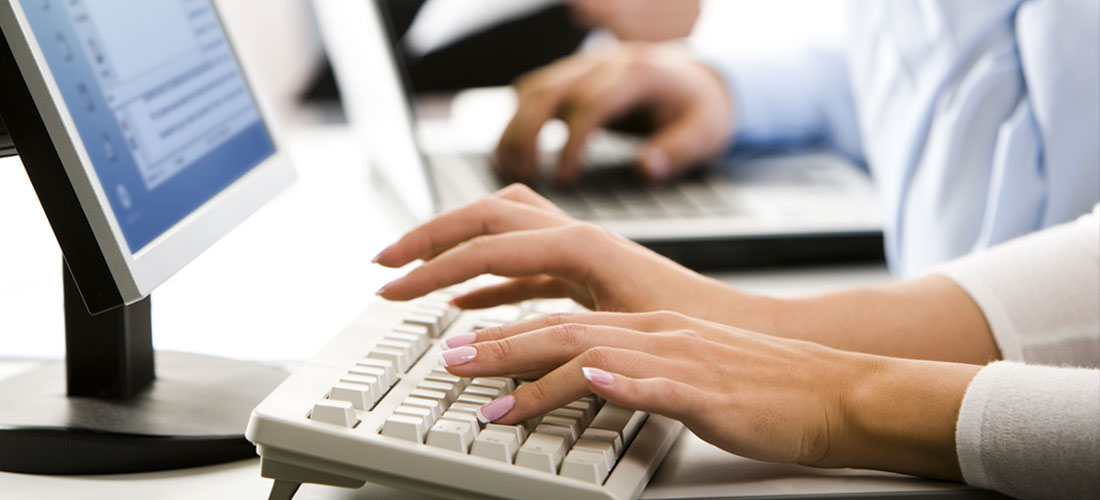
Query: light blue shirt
[{"left": 706, "top": 0, "right": 1100, "bottom": 277}]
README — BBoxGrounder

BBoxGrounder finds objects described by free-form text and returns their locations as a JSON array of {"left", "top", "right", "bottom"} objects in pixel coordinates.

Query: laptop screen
[{"left": 19, "top": 0, "right": 274, "bottom": 252}]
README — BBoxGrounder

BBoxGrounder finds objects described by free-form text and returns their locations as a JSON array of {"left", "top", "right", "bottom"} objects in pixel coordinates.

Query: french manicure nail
[
  {"left": 375, "top": 279, "right": 397, "bottom": 295},
  {"left": 371, "top": 244, "right": 393, "bottom": 264},
  {"left": 582, "top": 367, "right": 615, "bottom": 386},
  {"left": 437, "top": 346, "right": 477, "bottom": 367},
  {"left": 442, "top": 333, "right": 476, "bottom": 349},
  {"left": 476, "top": 395, "right": 515, "bottom": 423}
]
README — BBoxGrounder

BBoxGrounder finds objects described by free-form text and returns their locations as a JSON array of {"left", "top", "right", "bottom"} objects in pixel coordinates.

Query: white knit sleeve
[
  {"left": 955, "top": 362, "right": 1100, "bottom": 500},
  {"left": 932, "top": 206, "right": 1099, "bottom": 366},
  {"left": 930, "top": 206, "right": 1100, "bottom": 499}
]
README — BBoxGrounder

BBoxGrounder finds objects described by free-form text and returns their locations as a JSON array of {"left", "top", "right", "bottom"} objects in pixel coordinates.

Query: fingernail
[
  {"left": 437, "top": 346, "right": 477, "bottom": 367},
  {"left": 375, "top": 280, "right": 396, "bottom": 295},
  {"left": 476, "top": 395, "right": 515, "bottom": 423},
  {"left": 370, "top": 244, "right": 392, "bottom": 264},
  {"left": 644, "top": 148, "right": 669, "bottom": 182},
  {"left": 442, "top": 333, "right": 476, "bottom": 349},
  {"left": 582, "top": 367, "right": 615, "bottom": 386}
]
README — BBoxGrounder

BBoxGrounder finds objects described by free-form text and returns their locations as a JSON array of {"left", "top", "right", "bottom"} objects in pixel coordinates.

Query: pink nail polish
[
  {"left": 582, "top": 367, "right": 614, "bottom": 386},
  {"left": 477, "top": 395, "right": 515, "bottom": 423},
  {"left": 443, "top": 333, "right": 477, "bottom": 349},
  {"left": 437, "top": 346, "right": 476, "bottom": 367}
]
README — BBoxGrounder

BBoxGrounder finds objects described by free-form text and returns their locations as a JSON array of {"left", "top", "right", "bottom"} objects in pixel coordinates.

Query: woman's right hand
[
  {"left": 494, "top": 43, "right": 734, "bottom": 185},
  {"left": 373, "top": 184, "right": 742, "bottom": 319}
]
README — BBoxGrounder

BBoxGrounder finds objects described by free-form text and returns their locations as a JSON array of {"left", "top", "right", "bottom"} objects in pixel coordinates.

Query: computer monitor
[{"left": 0, "top": 0, "right": 294, "bottom": 474}]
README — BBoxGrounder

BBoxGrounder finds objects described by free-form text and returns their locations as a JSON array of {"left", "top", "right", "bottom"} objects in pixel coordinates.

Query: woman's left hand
[{"left": 439, "top": 310, "right": 981, "bottom": 480}]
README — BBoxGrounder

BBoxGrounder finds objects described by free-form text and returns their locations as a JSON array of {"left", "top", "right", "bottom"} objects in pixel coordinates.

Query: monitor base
[{"left": 0, "top": 351, "right": 287, "bottom": 474}]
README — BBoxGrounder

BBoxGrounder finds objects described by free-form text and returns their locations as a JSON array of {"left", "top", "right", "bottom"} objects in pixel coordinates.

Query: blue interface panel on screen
[{"left": 19, "top": 0, "right": 274, "bottom": 251}]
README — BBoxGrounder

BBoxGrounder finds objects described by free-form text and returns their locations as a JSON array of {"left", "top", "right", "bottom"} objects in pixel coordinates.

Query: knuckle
[
  {"left": 483, "top": 339, "right": 513, "bottom": 361},
  {"left": 499, "top": 183, "right": 534, "bottom": 197},
  {"left": 554, "top": 323, "right": 588, "bottom": 349},
  {"left": 581, "top": 346, "right": 614, "bottom": 368},
  {"left": 523, "top": 379, "right": 552, "bottom": 404},
  {"left": 649, "top": 310, "right": 685, "bottom": 325},
  {"left": 542, "top": 312, "right": 575, "bottom": 328}
]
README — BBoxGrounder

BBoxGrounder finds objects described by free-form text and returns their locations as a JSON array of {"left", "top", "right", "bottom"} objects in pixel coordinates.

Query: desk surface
[{"left": 0, "top": 125, "right": 982, "bottom": 499}]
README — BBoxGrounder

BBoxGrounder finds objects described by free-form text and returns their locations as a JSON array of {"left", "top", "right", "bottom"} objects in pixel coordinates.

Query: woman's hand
[
  {"left": 439, "top": 311, "right": 982, "bottom": 481},
  {"left": 373, "top": 184, "right": 741, "bottom": 316},
  {"left": 495, "top": 43, "right": 733, "bottom": 185}
]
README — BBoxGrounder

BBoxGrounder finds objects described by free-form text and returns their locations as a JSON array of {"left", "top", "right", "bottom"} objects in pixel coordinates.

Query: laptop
[{"left": 313, "top": 0, "right": 884, "bottom": 270}]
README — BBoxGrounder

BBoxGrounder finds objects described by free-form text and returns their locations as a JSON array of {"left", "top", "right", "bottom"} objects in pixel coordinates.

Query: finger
[
  {"left": 466, "top": 310, "right": 730, "bottom": 346},
  {"left": 378, "top": 224, "right": 597, "bottom": 301},
  {"left": 556, "top": 63, "right": 648, "bottom": 184},
  {"left": 372, "top": 196, "right": 567, "bottom": 268},
  {"left": 636, "top": 105, "right": 726, "bottom": 182},
  {"left": 480, "top": 346, "right": 690, "bottom": 425},
  {"left": 496, "top": 57, "right": 602, "bottom": 182},
  {"left": 581, "top": 367, "right": 709, "bottom": 425},
  {"left": 450, "top": 276, "right": 572, "bottom": 310},
  {"left": 440, "top": 324, "right": 671, "bottom": 378},
  {"left": 493, "top": 183, "right": 567, "bottom": 215}
]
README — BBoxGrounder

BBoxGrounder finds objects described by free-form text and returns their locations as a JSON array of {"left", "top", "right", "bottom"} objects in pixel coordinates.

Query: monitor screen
[{"left": 18, "top": 0, "right": 275, "bottom": 252}]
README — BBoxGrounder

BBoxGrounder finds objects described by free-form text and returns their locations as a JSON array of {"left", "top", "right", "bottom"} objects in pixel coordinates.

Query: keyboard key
[
  {"left": 417, "top": 381, "right": 459, "bottom": 404},
  {"left": 394, "top": 405, "right": 435, "bottom": 429},
  {"left": 403, "top": 396, "right": 443, "bottom": 421},
  {"left": 355, "top": 359, "right": 397, "bottom": 387},
  {"left": 427, "top": 419, "right": 476, "bottom": 453},
  {"left": 448, "top": 402, "right": 482, "bottom": 417},
  {"left": 515, "top": 433, "right": 568, "bottom": 473},
  {"left": 425, "top": 370, "right": 469, "bottom": 390},
  {"left": 541, "top": 415, "right": 581, "bottom": 439},
  {"left": 471, "top": 377, "right": 515, "bottom": 393},
  {"left": 463, "top": 385, "right": 502, "bottom": 399},
  {"left": 573, "top": 438, "right": 617, "bottom": 470},
  {"left": 394, "top": 323, "right": 431, "bottom": 338},
  {"left": 579, "top": 428, "right": 623, "bottom": 457},
  {"left": 470, "top": 429, "right": 520, "bottom": 463},
  {"left": 310, "top": 400, "right": 357, "bottom": 427},
  {"left": 535, "top": 424, "right": 578, "bottom": 447},
  {"left": 560, "top": 448, "right": 610, "bottom": 484},
  {"left": 382, "top": 414, "right": 427, "bottom": 442},
  {"left": 376, "top": 340, "right": 416, "bottom": 368},
  {"left": 329, "top": 383, "right": 375, "bottom": 410},
  {"left": 404, "top": 313, "right": 443, "bottom": 338},
  {"left": 589, "top": 404, "right": 646, "bottom": 445},
  {"left": 386, "top": 332, "right": 427, "bottom": 355},
  {"left": 456, "top": 393, "right": 492, "bottom": 406},
  {"left": 367, "top": 347, "right": 410, "bottom": 373},
  {"left": 485, "top": 423, "right": 528, "bottom": 444},
  {"left": 549, "top": 408, "right": 587, "bottom": 428},
  {"left": 565, "top": 400, "right": 597, "bottom": 426},
  {"left": 440, "top": 411, "right": 480, "bottom": 435},
  {"left": 338, "top": 374, "right": 383, "bottom": 400},
  {"left": 408, "top": 388, "right": 448, "bottom": 407}
]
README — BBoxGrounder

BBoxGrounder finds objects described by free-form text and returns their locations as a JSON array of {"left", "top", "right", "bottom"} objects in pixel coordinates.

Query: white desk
[{"left": 0, "top": 125, "right": 985, "bottom": 499}]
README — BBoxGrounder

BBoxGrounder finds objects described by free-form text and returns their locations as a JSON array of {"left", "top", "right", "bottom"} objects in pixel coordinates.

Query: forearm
[{"left": 713, "top": 275, "right": 1001, "bottom": 364}]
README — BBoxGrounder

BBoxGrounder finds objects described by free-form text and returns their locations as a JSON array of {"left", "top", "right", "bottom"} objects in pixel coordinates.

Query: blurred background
[
  {"left": 218, "top": 0, "right": 845, "bottom": 125},
  {"left": 0, "top": 0, "right": 852, "bottom": 361}
]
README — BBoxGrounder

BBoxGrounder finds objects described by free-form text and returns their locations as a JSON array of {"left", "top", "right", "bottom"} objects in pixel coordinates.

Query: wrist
[{"left": 838, "top": 356, "right": 982, "bottom": 480}]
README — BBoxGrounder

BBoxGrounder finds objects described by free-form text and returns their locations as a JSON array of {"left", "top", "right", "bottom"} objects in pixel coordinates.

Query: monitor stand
[{"left": 0, "top": 262, "right": 289, "bottom": 474}]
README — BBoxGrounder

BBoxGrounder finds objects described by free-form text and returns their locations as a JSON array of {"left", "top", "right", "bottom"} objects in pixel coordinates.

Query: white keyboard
[{"left": 246, "top": 286, "right": 683, "bottom": 500}]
